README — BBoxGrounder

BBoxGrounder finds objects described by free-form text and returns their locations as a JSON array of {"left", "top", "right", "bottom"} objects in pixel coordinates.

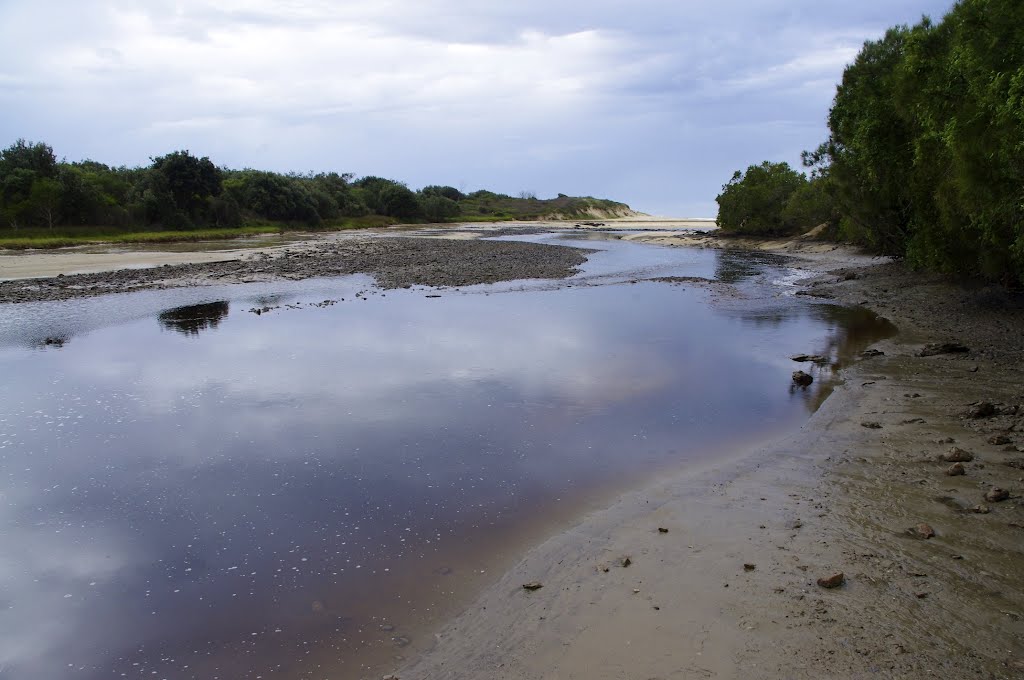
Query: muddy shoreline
[{"left": 397, "top": 232, "right": 1024, "bottom": 679}]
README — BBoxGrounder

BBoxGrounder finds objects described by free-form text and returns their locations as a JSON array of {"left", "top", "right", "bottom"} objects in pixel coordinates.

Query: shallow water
[{"left": 0, "top": 234, "right": 894, "bottom": 679}]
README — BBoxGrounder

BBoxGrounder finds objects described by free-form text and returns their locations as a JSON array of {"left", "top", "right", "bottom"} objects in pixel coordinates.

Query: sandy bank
[{"left": 395, "top": 235, "right": 1024, "bottom": 679}]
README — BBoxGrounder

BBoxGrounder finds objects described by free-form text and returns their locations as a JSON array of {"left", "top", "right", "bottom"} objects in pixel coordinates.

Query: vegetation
[
  {"left": 716, "top": 0, "right": 1024, "bottom": 285},
  {"left": 0, "top": 142, "right": 633, "bottom": 249}
]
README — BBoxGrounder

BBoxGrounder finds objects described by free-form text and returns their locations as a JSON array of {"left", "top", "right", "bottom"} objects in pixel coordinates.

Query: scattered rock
[
  {"left": 985, "top": 488, "right": 1010, "bottom": 503},
  {"left": 941, "top": 447, "right": 975, "bottom": 462},
  {"left": 817, "top": 572, "right": 845, "bottom": 589},
  {"left": 792, "top": 371, "right": 813, "bottom": 387},
  {"left": 970, "top": 504, "right": 991, "bottom": 514},
  {"left": 522, "top": 582, "right": 543, "bottom": 591},
  {"left": 861, "top": 421, "right": 883, "bottom": 429},
  {"left": 988, "top": 434, "right": 1012, "bottom": 446},
  {"left": 946, "top": 462, "right": 966, "bottom": 476},
  {"left": 918, "top": 342, "right": 970, "bottom": 357},
  {"left": 743, "top": 563, "right": 756, "bottom": 571},
  {"left": 907, "top": 523, "right": 936, "bottom": 539}
]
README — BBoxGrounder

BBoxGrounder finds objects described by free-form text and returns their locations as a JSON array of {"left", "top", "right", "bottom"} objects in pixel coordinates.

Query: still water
[{"left": 0, "top": 235, "right": 894, "bottom": 679}]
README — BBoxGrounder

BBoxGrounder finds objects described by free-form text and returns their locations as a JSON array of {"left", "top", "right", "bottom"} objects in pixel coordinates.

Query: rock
[
  {"left": 908, "top": 523, "right": 936, "bottom": 539},
  {"left": 971, "top": 504, "right": 991, "bottom": 514},
  {"left": 657, "top": 527, "right": 669, "bottom": 534},
  {"left": 792, "top": 371, "right": 813, "bottom": 386},
  {"left": 621, "top": 556, "right": 632, "bottom": 568},
  {"left": 941, "top": 447, "right": 975, "bottom": 462},
  {"left": 936, "top": 437, "right": 955, "bottom": 444},
  {"left": 743, "top": 563, "right": 756, "bottom": 571},
  {"left": 946, "top": 463, "right": 966, "bottom": 476},
  {"left": 383, "top": 674, "right": 399, "bottom": 680},
  {"left": 861, "top": 349, "right": 885, "bottom": 358},
  {"left": 985, "top": 488, "right": 1010, "bottom": 503},
  {"left": 988, "top": 434, "right": 1012, "bottom": 446},
  {"left": 918, "top": 342, "right": 970, "bottom": 357},
  {"left": 791, "top": 354, "right": 827, "bottom": 363},
  {"left": 817, "top": 572, "right": 845, "bottom": 589},
  {"left": 522, "top": 582, "right": 543, "bottom": 591},
  {"left": 968, "top": 402, "right": 997, "bottom": 419},
  {"left": 861, "top": 421, "right": 883, "bottom": 429}
]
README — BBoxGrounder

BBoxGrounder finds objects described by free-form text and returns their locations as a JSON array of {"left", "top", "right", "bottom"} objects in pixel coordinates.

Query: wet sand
[{"left": 396, "top": 229, "right": 1024, "bottom": 679}]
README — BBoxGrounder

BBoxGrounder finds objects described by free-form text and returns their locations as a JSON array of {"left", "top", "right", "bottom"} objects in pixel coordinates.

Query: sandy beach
[{"left": 1, "top": 222, "right": 1021, "bottom": 678}]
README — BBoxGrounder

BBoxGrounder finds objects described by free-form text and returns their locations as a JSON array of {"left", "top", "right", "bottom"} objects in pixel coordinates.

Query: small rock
[
  {"left": 621, "top": 556, "right": 632, "bottom": 568},
  {"left": 861, "top": 421, "right": 883, "bottom": 429},
  {"left": 522, "top": 582, "right": 543, "bottom": 591},
  {"left": 908, "top": 523, "right": 936, "bottom": 539},
  {"left": 968, "top": 402, "right": 997, "bottom": 419},
  {"left": 936, "top": 437, "right": 955, "bottom": 444},
  {"left": 657, "top": 527, "right": 669, "bottom": 534},
  {"left": 970, "top": 504, "right": 991, "bottom": 514},
  {"left": 941, "top": 447, "right": 975, "bottom": 462},
  {"left": 817, "top": 572, "right": 845, "bottom": 589},
  {"left": 792, "top": 371, "right": 813, "bottom": 387},
  {"left": 918, "top": 342, "right": 969, "bottom": 357},
  {"left": 790, "top": 354, "right": 827, "bottom": 363},
  {"left": 915, "top": 592, "right": 929, "bottom": 599},
  {"left": 985, "top": 488, "right": 1010, "bottom": 503},
  {"left": 988, "top": 434, "right": 1012, "bottom": 446},
  {"left": 743, "top": 563, "right": 756, "bottom": 571},
  {"left": 383, "top": 674, "right": 399, "bottom": 680},
  {"left": 945, "top": 463, "right": 966, "bottom": 476},
  {"left": 861, "top": 349, "right": 884, "bottom": 358}
]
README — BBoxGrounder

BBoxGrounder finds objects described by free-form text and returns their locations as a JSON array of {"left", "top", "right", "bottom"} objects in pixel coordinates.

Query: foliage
[
  {"left": 715, "top": 161, "right": 810, "bottom": 236},
  {"left": 719, "top": 0, "right": 1024, "bottom": 285},
  {"left": 0, "top": 139, "right": 633, "bottom": 244}
]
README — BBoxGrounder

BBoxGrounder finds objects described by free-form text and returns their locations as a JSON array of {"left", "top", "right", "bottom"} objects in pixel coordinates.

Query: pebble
[
  {"left": 522, "top": 582, "right": 543, "bottom": 591},
  {"left": 985, "top": 488, "right": 1010, "bottom": 503},
  {"left": 908, "top": 523, "right": 936, "bottom": 539},
  {"left": 945, "top": 462, "right": 966, "bottom": 476},
  {"left": 817, "top": 572, "right": 845, "bottom": 589},
  {"left": 941, "top": 447, "right": 975, "bottom": 462}
]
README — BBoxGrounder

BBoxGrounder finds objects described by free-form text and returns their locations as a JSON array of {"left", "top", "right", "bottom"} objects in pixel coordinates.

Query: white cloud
[{"left": 0, "top": 0, "right": 956, "bottom": 214}]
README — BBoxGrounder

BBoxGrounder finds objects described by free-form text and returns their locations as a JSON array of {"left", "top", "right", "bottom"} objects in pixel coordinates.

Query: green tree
[
  {"left": 715, "top": 161, "right": 807, "bottom": 236},
  {"left": 151, "top": 150, "right": 222, "bottom": 224}
]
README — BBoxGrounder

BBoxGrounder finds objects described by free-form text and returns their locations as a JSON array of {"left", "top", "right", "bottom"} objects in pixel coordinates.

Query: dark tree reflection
[{"left": 158, "top": 301, "right": 230, "bottom": 337}]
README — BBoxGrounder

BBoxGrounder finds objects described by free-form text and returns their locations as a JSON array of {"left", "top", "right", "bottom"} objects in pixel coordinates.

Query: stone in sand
[
  {"left": 743, "top": 563, "right": 756, "bottom": 571},
  {"left": 861, "top": 349, "right": 884, "bottom": 358},
  {"left": 657, "top": 527, "right": 669, "bottom": 533},
  {"left": 621, "top": 556, "right": 632, "bottom": 568},
  {"left": 985, "top": 488, "right": 1010, "bottom": 503},
  {"left": 941, "top": 447, "right": 975, "bottom": 462},
  {"left": 917, "top": 342, "right": 970, "bottom": 357},
  {"left": 946, "top": 463, "right": 966, "bottom": 476},
  {"left": 861, "top": 421, "right": 883, "bottom": 429},
  {"left": 968, "top": 402, "right": 997, "bottom": 419},
  {"left": 971, "top": 505, "right": 991, "bottom": 514},
  {"left": 988, "top": 434, "right": 1012, "bottom": 446},
  {"left": 908, "top": 523, "right": 936, "bottom": 539},
  {"left": 791, "top": 354, "right": 827, "bottom": 363},
  {"left": 817, "top": 572, "right": 845, "bottom": 589},
  {"left": 522, "top": 582, "right": 543, "bottom": 591},
  {"left": 792, "top": 371, "right": 813, "bottom": 386}
]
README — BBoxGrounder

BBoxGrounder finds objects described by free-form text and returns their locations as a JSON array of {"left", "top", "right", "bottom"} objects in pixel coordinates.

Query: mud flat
[{"left": 397, "top": 237, "right": 1024, "bottom": 679}]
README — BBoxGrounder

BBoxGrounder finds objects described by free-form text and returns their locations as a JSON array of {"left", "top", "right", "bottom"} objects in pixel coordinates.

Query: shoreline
[
  {"left": 394, "top": 231, "right": 1024, "bottom": 678},
  {"left": 1, "top": 224, "right": 1021, "bottom": 676}
]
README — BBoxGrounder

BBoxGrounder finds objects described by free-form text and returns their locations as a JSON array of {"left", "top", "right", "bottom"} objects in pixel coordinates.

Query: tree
[
  {"left": 420, "top": 195, "right": 461, "bottom": 222},
  {"left": 29, "top": 178, "right": 62, "bottom": 229},
  {"left": 715, "top": 161, "right": 807, "bottom": 236},
  {"left": 150, "top": 150, "right": 222, "bottom": 224}
]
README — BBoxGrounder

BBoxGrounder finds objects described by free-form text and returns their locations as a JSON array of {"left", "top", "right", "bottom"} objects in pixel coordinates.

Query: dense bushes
[{"left": 718, "top": 0, "right": 1024, "bottom": 285}]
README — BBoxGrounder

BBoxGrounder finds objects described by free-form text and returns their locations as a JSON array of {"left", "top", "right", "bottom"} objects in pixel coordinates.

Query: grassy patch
[{"left": 0, "top": 226, "right": 282, "bottom": 250}]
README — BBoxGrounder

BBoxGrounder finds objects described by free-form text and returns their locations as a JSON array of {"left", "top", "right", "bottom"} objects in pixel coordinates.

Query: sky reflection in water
[{"left": 0, "top": 237, "right": 894, "bottom": 679}]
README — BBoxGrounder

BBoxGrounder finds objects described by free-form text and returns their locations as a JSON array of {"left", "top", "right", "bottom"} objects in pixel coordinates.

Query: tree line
[
  {"left": 1, "top": 141, "right": 624, "bottom": 232},
  {"left": 716, "top": 0, "right": 1023, "bottom": 285}
]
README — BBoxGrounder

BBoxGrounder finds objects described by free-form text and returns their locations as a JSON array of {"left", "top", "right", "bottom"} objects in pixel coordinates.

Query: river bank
[{"left": 396, "top": 228, "right": 1024, "bottom": 679}]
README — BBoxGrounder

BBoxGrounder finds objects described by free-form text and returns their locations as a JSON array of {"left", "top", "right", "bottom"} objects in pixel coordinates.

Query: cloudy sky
[{"left": 0, "top": 1, "right": 954, "bottom": 216}]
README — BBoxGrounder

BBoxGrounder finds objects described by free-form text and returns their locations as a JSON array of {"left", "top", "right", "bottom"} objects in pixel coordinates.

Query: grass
[{"left": 0, "top": 226, "right": 284, "bottom": 250}]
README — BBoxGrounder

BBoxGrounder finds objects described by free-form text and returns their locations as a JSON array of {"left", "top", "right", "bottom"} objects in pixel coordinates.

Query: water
[{"left": 0, "top": 234, "right": 894, "bottom": 679}]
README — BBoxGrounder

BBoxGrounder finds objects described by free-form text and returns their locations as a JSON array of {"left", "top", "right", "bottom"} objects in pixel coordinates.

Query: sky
[{"left": 0, "top": 1, "right": 956, "bottom": 217}]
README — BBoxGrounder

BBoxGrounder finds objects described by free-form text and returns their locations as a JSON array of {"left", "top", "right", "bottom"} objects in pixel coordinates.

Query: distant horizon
[{"left": 0, "top": 1, "right": 955, "bottom": 216}]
